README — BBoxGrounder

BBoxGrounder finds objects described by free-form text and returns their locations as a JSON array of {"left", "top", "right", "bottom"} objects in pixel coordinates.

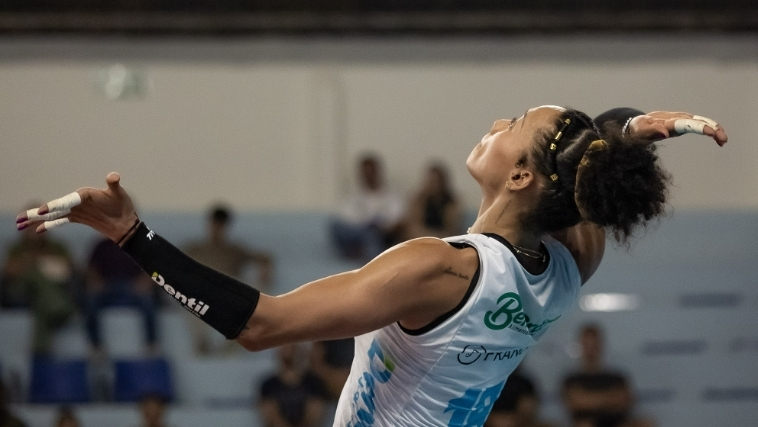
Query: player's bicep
[{"left": 237, "top": 240, "right": 448, "bottom": 351}]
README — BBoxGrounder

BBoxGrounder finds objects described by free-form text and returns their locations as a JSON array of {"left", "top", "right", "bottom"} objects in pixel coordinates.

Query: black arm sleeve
[
  {"left": 121, "top": 222, "right": 260, "bottom": 339},
  {"left": 594, "top": 107, "right": 644, "bottom": 139}
]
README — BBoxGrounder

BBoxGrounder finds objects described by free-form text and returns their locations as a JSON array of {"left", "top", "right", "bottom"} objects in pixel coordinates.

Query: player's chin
[{"left": 465, "top": 155, "right": 482, "bottom": 182}]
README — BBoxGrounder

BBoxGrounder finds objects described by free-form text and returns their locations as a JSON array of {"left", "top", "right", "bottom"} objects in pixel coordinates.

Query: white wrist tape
[
  {"left": 674, "top": 119, "right": 706, "bottom": 135},
  {"left": 42, "top": 218, "right": 70, "bottom": 231},
  {"left": 692, "top": 115, "right": 719, "bottom": 129},
  {"left": 25, "top": 208, "right": 70, "bottom": 222}
]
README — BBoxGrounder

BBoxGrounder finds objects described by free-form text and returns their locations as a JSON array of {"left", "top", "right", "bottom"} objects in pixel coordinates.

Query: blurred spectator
[
  {"left": 54, "top": 406, "right": 79, "bottom": 427},
  {"left": 0, "top": 378, "right": 26, "bottom": 427},
  {"left": 1, "top": 207, "right": 77, "bottom": 356},
  {"left": 561, "top": 324, "right": 653, "bottom": 427},
  {"left": 485, "top": 369, "right": 555, "bottom": 427},
  {"left": 84, "top": 238, "right": 158, "bottom": 357},
  {"left": 309, "top": 338, "right": 354, "bottom": 401},
  {"left": 135, "top": 394, "right": 171, "bottom": 427},
  {"left": 401, "top": 162, "right": 462, "bottom": 240},
  {"left": 259, "top": 344, "right": 327, "bottom": 427},
  {"left": 184, "top": 204, "right": 274, "bottom": 355},
  {"left": 330, "top": 154, "right": 405, "bottom": 260},
  {"left": 577, "top": 324, "right": 604, "bottom": 374}
]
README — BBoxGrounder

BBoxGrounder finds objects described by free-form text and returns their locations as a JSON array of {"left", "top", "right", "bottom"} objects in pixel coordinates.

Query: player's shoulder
[{"left": 388, "top": 237, "right": 479, "bottom": 273}]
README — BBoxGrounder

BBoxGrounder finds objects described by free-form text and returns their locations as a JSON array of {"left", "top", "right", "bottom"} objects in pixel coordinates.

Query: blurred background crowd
[{"left": 1, "top": 0, "right": 757, "bottom": 426}]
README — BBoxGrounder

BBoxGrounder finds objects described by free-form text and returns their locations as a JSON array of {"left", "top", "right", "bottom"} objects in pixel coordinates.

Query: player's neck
[{"left": 469, "top": 194, "right": 542, "bottom": 249}]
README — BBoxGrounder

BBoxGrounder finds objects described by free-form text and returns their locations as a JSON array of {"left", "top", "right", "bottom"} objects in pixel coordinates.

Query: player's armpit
[{"left": 236, "top": 238, "right": 479, "bottom": 352}]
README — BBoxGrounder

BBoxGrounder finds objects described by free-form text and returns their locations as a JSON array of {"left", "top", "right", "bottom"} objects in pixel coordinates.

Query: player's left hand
[{"left": 628, "top": 112, "right": 728, "bottom": 146}]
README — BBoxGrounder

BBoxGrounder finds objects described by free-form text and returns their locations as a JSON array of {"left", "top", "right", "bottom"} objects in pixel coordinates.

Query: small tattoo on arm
[{"left": 444, "top": 267, "right": 469, "bottom": 280}]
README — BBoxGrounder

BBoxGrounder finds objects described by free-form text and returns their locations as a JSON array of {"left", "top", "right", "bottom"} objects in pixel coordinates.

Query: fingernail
[
  {"left": 16, "top": 217, "right": 25, "bottom": 223},
  {"left": 17, "top": 223, "right": 27, "bottom": 231}
]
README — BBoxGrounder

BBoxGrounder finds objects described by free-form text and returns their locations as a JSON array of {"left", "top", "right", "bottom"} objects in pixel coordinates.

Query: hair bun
[{"left": 574, "top": 137, "right": 671, "bottom": 244}]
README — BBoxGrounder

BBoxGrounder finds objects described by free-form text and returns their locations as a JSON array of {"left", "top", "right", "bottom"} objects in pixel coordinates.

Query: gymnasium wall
[{"left": 1, "top": 35, "right": 757, "bottom": 214}]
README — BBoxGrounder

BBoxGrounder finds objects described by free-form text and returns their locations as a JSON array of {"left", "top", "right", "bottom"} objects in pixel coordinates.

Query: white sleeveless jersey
[{"left": 332, "top": 233, "right": 582, "bottom": 427}]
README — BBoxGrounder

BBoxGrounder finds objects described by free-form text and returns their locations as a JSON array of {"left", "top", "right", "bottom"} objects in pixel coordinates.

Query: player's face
[{"left": 466, "top": 105, "right": 564, "bottom": 191}]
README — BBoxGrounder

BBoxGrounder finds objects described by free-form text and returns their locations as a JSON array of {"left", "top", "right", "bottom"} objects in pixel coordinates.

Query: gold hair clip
[
  {"left": 554, "top": 118, "right": 571, "bottom": 141},
  {"left": 549, "top": 118, "right": 573, "bottom": 183}
]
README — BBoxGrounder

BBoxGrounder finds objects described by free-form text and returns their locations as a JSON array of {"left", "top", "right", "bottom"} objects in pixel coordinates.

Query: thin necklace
[{"left": 511, "top": 243, "right": 546, "bottom": 263}]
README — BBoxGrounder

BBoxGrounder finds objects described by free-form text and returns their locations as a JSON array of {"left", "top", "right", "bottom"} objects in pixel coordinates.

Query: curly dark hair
[{"left": 522, "top": 108, "right": 671, "bottom": 244}]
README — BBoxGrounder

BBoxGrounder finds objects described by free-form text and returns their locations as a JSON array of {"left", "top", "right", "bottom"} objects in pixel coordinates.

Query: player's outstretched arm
[
  {"left": 16, "top": 175, "right": 477, "bottom": 350},
  {"left": 235, "top": 238, "right": 478, "bottom": 351}
]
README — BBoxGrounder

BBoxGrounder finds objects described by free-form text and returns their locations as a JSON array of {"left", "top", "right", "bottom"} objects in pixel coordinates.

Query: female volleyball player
[{"left": 16, "top": 106, "right": 726, "bottom": 426}]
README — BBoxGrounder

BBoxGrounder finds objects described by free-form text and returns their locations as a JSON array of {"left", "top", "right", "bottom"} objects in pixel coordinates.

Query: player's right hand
[
  {"left": 16, "top": 172, "right": 139, "bottom": 244},
  {"left": 629, "top": 111, "right": 728, "bottom": 146}
]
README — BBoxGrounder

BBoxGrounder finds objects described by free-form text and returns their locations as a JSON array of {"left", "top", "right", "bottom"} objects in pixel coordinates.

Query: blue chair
[
  {"left": 114, "top": 358, "right": 174, "bottom": 402},
  {"left": 29, "top": 358, "right": 90, "bottom": 403}
]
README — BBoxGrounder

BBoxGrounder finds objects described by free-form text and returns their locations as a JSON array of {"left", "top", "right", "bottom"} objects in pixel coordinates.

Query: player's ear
[{"left": 508, "top": 170, "right": 533, "bottom": 191}]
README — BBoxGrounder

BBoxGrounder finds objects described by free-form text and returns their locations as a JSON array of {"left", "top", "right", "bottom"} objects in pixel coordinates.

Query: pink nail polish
[{"left": 17, "top": 224, "right": 27, "bottom": 230}]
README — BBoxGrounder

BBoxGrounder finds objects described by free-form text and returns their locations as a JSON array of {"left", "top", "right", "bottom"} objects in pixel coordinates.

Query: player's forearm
[
  {"left": 121, "top": 222, "right": 260, "bottom": 340},
  {"left": 236, "top": 272, "right": 381, "bottom": 352}
]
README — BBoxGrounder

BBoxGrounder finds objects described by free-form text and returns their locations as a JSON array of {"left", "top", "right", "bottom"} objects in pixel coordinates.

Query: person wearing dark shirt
[
  {"left": 84, "top": 238, "right": 158, "bottom": 356},
  {"left": 561, "top": 324, "right": 653, "bottom": 427},
  {"left": 259, "top": 344, "right": 327, "bottom": 427},
  {"left": 402, "top": 162, "right": 462, "bottom": 240},
  {"left": 0, "top": 379, "right": 25, "bottom": 427},
  {"left": 310, "top": 338, "right": 354, "bottom": 402},
  {"left": 486, "top": 370, "right": 555, "bottom": 427}
]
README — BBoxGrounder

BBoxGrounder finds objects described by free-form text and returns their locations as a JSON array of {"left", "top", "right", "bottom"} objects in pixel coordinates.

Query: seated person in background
[
  {"left": 485, "top": 369, "right": 555, "bottom": 427},
  {"left": 401, "top": 162, "right": 462, "bottom": 240},
  {"left": 0, "top": 378, "right": 26, "bottom": 427},
  {"left": 330, "top": 154, "right": 405, "bottom": 260},
  {"left": 309, "top": 338, "right": 354, "bottom": 402},
  {"left": 184, "top": 205, "right": 274, "bottom": 355},
  {"left": 54, "top": 406, "right": 79, "bottom": 427},
  {"left": 84, "top": 237, "right": 158, "bottom": 356},
  {"left": 561, "top": 324, "right": 653, "bottom": 427},
  {"left": 1, "top": 205, "right": 77, "bottom": 356},
  {"left": 259, "top": 344, "right": 327, "bottom": 427},
  {"left": 135, "top": 394, "right": 171, "bottom": 427}
]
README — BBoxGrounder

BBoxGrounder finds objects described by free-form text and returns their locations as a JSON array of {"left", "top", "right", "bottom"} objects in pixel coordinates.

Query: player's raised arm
[{"left": 16, "top": 174, "right": 477, "bottom": 350}]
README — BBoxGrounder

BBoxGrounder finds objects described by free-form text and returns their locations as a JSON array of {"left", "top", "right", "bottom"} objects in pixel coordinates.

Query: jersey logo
[
  {"left": 457, "top": 345, "right": 486, "bottom": 365},
  {"left": 457, "top": 345, "right": 526, "bottom": 365},
  {"left": 484, "top": 292, "right": 559, "bottom": 335}
]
